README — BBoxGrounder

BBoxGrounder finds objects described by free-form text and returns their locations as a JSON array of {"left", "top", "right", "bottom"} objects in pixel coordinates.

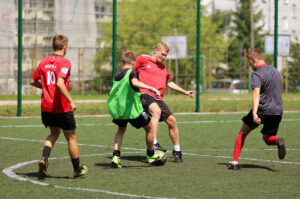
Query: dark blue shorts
[
  {"left": 42, "top": 111, "right": 76, "bottom": 130},
  {"left": 242, "top": 110, "right": 282, "bottom": 135},
  {"left": 113, "top": 112, "right": 151, "bottom": 129}
]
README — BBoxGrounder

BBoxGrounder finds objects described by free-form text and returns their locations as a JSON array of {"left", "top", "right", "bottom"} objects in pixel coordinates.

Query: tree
[
  {"left": 95, "top": 0, "right": 229, "bottom": 86},
  {"left": 227, "top": 0, "right": 265, "bottom": 77},
  {"left": 288, "top": 38, "right": 300, "bottom": 92}
]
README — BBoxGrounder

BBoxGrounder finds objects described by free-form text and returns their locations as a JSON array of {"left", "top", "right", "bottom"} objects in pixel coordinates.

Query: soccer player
[
  {"left": 228, "top": 49, "right": 286, "bottom": 170},
  {"left": 134, "top": 42, "right": 196, "bottom": 162},
  {"left": 107, "top": 51, "right": 166, "bottom": 168},
  {"left": 30, "top": 35, "right": 87, "bottom": 178}
]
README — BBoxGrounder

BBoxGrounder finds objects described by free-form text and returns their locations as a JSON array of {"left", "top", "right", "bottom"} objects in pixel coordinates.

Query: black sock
[
  {"left": 113, "top": 150, "right": 120, "bottom": 157},
  {"left": 41, "top": 146, "right": 52, "bottom": 163},
  {"left": 147, "top": 150, "right": 154, "bottom": 157},
  {"left": 71, "top": 158, "right": 80, "bottom": 172}
]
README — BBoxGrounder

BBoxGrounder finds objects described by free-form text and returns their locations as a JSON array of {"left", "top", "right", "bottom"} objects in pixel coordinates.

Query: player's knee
[
  {"left": 152, "top": 109, "right": 161, "bottom": 118},
  {"left": 167, "top": 116, "right": 177, "bottom": 128},
  {"left": 262, "top": 134, "right": 269, "bottom": 143}
]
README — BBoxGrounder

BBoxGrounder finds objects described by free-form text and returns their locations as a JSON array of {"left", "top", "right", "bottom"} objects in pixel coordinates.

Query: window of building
[
  {"left": 43, "top": 11, "right": 53, "bottom": 21},
  {"left": 292, "top": 4, "right": 296, "bottom": 19},
  {"left": 282, "top": 17, "right": 289, "bottom": 31},
  {"left": 24, "top": 36, "right": 31, "bottom": 46}
]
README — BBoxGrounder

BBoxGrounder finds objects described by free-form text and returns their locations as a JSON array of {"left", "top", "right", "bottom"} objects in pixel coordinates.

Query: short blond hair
[
  {"left": 247, "top": 49, "right": 264, "bottom": 60},
  {"left": 155, "top": 42, "right": 169, "bottom": 53}
]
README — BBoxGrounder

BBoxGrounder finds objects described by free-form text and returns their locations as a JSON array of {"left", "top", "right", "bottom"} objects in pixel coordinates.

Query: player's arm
[
  {"left": 29, "top": 78, "right": 42, "bottom": 89},
  {"left": 252, "top": 87, "right": 261, "bottom": 124},
  {"left": 167, "top": 81, "right": 196, "bottom": 98},
  {"left": 30, "top": 65, "right": 42, "bottom": 89},
  {"left": 56, "top": 77, "right": 76, "bottom": 111},
  {"left": 131, "top": 78, "right": 160, "bottom": 96}
]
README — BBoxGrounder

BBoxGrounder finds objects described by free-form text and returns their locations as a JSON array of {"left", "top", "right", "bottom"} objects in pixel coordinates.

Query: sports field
[{"left": 1, "top": 112, "right": 300, "bottom": 199}]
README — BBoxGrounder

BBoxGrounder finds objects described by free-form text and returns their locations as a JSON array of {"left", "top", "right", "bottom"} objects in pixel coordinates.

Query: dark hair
[
  {"left": 247, "top": 48, "right": 264, "bottom": 60},
  {"left": 122, "top": 51, "right": 136, "bottom": 65},
  {"left": 52, "top": 35, "right": 68, "bottom": 51}
]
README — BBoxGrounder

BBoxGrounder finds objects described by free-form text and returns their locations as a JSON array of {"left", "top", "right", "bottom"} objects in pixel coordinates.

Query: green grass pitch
[{"left": 1, "top": 112, "right": 300, "bottom": 199}]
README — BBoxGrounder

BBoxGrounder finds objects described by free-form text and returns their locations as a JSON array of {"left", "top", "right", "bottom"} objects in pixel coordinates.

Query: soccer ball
[{"left": 154, "top": 150, "right": 167, "bottom": 166}]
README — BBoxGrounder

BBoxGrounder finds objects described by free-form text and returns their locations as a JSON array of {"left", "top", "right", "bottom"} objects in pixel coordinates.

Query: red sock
[
  {"left": 233, "top": 132, "right": 247, "bottom": 162},
  {"left": 264, "top": 136, "right": 278, "bottom": 145}
]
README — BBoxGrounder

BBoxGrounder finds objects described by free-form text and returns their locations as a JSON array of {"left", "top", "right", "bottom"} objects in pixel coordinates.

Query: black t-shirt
[{"left": 113, "top": 68, "right": 139, "bottom": 92}]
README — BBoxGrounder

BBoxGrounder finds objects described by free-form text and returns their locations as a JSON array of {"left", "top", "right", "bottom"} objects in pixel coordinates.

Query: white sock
[
  {"left": 173, "top": 145, "right": 180, "bottom": 151},
  {"left": 153, "top": 139, "right": 158, "bottom": 145},
  {"left": 231, "top": 161, "right": 238, "bottom": 165}
]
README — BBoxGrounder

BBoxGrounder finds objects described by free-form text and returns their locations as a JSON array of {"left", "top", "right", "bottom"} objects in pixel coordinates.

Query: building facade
[
  {"left": 202, "top": 0, "right": 300, "bottom": 71},
  {"left": 0, "top": 0, "right": 111, "bottom": 94},
  {"left": 203, "top": 0, "right": 300, "bottom": 43}
]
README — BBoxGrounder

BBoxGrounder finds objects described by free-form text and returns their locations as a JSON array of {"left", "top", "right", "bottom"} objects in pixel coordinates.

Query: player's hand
[
  {"left": 253, "top": 113, "right": 261, "bottom": 124},
  {"left": 185, "top": 91, "right": 196, "bottom": 99},
  {"left": 70, "top": 101, "right": 77, "bottom": 111},
  {"left": 152, "top": 88, "right": 161, "bottom": 96}
]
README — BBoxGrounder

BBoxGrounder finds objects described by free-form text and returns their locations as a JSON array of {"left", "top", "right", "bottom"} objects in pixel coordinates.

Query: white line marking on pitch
[
  {"left": 2, "top": 137, "right": 300, "bottom": 198},
  {"left": 0, "top": 123, "right": 114, "bottom": 128},
  {"left": 3, "top": 152, "right": 300, "bottom": 199},
  {"left": 184, "top": 153, "right": 300, "bottom": 165},
  {"left": 2, "top": 153, "right": 175, "bottom": 199},
  {"left": 0, "top": 137, "right": 145, "bottom": 151},
  {"left": 1, "top": 118, "right": 300, "bottom": 128},
  {"left": 1, "top": 136, "right": 300, "bottom": 165},
  {"left": 2, "top": 136, "right": 300, "bottom": 153}
]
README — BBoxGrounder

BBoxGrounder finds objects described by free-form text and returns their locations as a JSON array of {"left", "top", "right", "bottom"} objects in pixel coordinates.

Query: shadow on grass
[
  {"left": 94, "top": 155, "right": 149, "bottom": 169},
  {"left": 17, "top": 172, "right": 71, "bottom": 180},
  {"left": 218, "top": 163, "right": 277, "bottom": 172}
]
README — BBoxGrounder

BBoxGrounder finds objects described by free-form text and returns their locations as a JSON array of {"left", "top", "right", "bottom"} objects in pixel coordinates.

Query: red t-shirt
[
  {"left": 134, "top": 55, "right": 173, "bottom": 100},
  {"left": 31, "top": 55, "right": 72, "bottom": 113}
]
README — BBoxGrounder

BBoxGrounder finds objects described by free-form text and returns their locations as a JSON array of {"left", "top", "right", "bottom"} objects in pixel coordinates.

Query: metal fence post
[
  {"left": 112, "top": 0, "right": 117, "bottom": 79},
  {"left": 196, "top": 0, "right": 201, "bottom": 112},
  {"left": 17, "top": 0, "right": 23, "bottom": 117},
  {"left": 274, "top": 0, "right": 278, "bottom": 68}
]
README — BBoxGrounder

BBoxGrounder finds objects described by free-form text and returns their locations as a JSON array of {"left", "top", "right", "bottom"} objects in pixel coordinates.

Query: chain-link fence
[{"left": 0, "top": 0, "right": 299, "bottom": 101}]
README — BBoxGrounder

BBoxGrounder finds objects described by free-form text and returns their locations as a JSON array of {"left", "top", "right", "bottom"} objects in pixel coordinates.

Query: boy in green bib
[{"left": 107, "top": 52, "right": 166, "bottom": 168}]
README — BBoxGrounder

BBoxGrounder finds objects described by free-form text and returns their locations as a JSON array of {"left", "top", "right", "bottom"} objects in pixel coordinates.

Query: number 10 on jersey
[{"left": 47, "top": 71, "right": 56, "bottom": 85}]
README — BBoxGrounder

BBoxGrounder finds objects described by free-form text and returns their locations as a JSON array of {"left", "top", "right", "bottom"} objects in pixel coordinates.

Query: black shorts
[
  {"left": 242, "top": 110, "right": 282, "bottom": 135},
  {"left": 42, "top": 111, "right": 76, "bottom": 130},
  {"left": 140, "top": 94, "right": 172, "bottom": 121},
  {"left": 113, "top": 112, "right": 151, "bottom": 129}
]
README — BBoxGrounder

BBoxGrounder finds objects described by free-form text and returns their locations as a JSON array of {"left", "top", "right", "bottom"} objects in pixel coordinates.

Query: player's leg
[
  {"left": 130, "top": 112, "right": 166, "bottom": 165},
  {"left": 39, "top": 126, "right": 61, "bottom": 177},
  {"left": 263, "top": 134, "right": 285, "bottom": 160},
  {"left": 144, "top": 122, "right": 166, "bottom": 165},
  {"left": 140, "top": 94, "right": 166, "bottom": 151},
  {"left": 229, "top": 123, "right": 252, "bottom": 169},
  {"left": 163, "top": 115, "right": 182, "bottom": 162},
  {"left": 262, "top": 134, "right": 278, "bottom": 145},
  {"left": 42, "top": 126, "right": 60, "bottom": 161},
  {"left": 229, "top": 110, "right": 258, "bottom": 170},
  {"left": 261, "top": 115, "right": 285, "bottom": 159},
  {"left": 143, "top": 121, "right": 154, "bottom": 152},
  {"left": 112, "top": 126, "right": 126, "bottom": 168},
  {"left": 62, "top": 129, "right": 87, "bottom": 178},
  {"left": 114, "top": 126, "right": 126, "bottom": 154},
  {"left": 147, "top": 102, "right": 166, "bottom": 151},
  {"left": 148, "top": 103, "right": 161, "bottom": 140},
  {"left": 130, "top": 112, "right": 155, "bottom": 157},
  {"left": 111, "top": 120, "right": 127, "bottom": 168}
]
